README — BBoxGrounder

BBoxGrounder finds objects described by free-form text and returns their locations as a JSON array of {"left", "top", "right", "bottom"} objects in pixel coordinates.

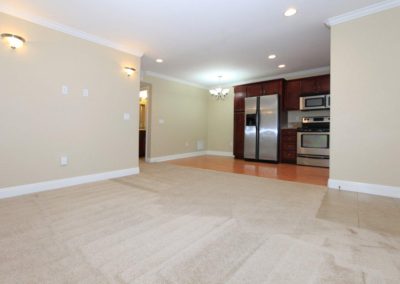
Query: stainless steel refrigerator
[{"left": 244, "top": 94, "right": 279, "bottom": 162}]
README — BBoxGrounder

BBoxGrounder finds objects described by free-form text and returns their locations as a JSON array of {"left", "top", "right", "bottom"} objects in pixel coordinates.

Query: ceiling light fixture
[
  {"left": 209, "top": 76, "right": 229, "bottom": 100},
  {"left": 156, "top": 59, "right": 163, "bottom": 63},
  {"left": 268, "top": 54, "right": 277, "bottom": 59},
  {"left": 124, "top": 66, "right": 136, "bottom": 77},
  {"left": 278, "top": 64, "right": 286, "bottom": 68},
  {"left": 1, "top": 33, "right": 26, "bottom": 49},
  {"left": 284, "top": 8, "right": 297, "bottom": 17}
]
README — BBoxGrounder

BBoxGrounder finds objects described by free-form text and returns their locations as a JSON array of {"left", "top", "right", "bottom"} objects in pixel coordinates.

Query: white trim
[
  {"left": 148, "top": 151, "right": 206, "bottom": 163},
  {"left": 325, "top": 0, "right": 400, "bottom": 27},
  {"left": 144, "top": 71, "right": 208, "bottom": 90},
  {"left": 328, "top": 179, "right": 400, "bottom": 199},
  {"left": 231, "top": 66, "right": 330, "bottom": 87},
  {"left": 0, "top": 167, "right": 140, "bottom": 199},
  {"left": 0, "top": 4, "right": 143, "bottom": 57},
  {"left": 205, "top": 151, "right": 234, "bottom": 157}
]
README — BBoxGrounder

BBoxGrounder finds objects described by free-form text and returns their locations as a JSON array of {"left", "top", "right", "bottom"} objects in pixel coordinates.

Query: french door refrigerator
[{"left": 244, "top": 94, "right": 279, "bottom": 162}]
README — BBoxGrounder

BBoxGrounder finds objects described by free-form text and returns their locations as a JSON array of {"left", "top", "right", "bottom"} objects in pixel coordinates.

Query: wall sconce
[
  {"left": 1, "top": 33, "right": 26, "bottom": 49},
  {"left": 124, "top": 67, "right": 136, "bottom": 77}
]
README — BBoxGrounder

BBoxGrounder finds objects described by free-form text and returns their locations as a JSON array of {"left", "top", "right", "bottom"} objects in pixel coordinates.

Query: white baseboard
[
  {"left": 0, "top": 167, "right": 140, "bottom": 200},
  {"left": 328, "top": 179, "right": 400, "bottom": 199},
  {"left": 148, "top": 150, "right": 235, "bottom": 163},
  {"left": 148, "top": 151, "right": 206, "bottom": 163},
  {"left": 205, "top": 151, "right": 234, "bottom": 157}
]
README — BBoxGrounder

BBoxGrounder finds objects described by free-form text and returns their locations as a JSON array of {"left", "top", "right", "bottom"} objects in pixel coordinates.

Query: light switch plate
[
  {"left": 62, "top": 85, "right": 68, "bottom": 95},
  {"left": 123, "top": 113, "right": 131, "bottom": 120},
  {"left": 83, "top": 89, "right": 89, "bottom": 97},
  {"left": 159, "top": 119, "right": 165, "bottom": 124},
  {"left": 60, "top": 156, "right": 68, "bottom": 166}
]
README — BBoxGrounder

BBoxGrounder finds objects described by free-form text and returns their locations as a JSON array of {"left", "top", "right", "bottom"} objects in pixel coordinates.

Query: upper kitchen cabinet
[
  {"left": 284, "top": 79, "right": 302, "bottom": 111},
  {"left": 300, "top": 75, "right": 330, "bottom": 95},
  {"left": 262, "top": 79, "right": 284, "bottom": 96},
  {"left": 234, "top": 85, "right": 246, "bottom": 112},
  {"left": 246, "top": 84, "right": 263, "bottom": 97}
]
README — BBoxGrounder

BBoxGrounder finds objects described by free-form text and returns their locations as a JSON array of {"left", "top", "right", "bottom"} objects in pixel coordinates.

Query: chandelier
[{"left": 209, "top": 76, "right": 229, "bottom": 100}]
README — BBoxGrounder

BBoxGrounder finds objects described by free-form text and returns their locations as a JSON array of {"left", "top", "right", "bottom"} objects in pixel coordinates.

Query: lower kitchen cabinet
[
  {"left": 280, "top": 129, "right": 297, "bottom": 164},
  {"left": 233, "top": 112, "right": 245, "bottom": 159}
]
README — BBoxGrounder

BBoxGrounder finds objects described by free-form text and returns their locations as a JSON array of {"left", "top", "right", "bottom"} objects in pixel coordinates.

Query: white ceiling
[{"left": 0, "top": 0, "right": 387, "bottom": 87}]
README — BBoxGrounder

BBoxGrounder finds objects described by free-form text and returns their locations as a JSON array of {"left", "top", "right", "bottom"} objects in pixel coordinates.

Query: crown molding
[
  {"left": 231, "top": 66, "right": 330, "bottom": 87},
  {"left": 0, "top": 4, "right": 144, "bottom": 57},
  {"left": 144, "top": 71, "right": 209, "bottom": 90},
  {"left": 325, "top": 0, "right": 400, "bottom": 27}
]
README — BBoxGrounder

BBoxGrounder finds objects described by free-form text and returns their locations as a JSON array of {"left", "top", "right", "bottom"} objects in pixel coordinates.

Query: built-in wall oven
[
  {"left": 300, "top": 94, "right": 330, "bottom": 111},
  {"left": 297, "top": 116, "right": 330, "bottom": 168}
]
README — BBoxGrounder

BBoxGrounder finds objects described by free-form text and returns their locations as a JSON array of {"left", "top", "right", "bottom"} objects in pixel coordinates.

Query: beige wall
[
  {"left": 142, "top": 75, "right": 208, "bottom": 158},
  {"left": 330, "top": 7, "right": 400, "bottom": 187},
  {"left": 207, "top": 88, "right": 234, "bottom": 153},
  {"left": 0, "top": 12, "right": 141, "bottom": 188}
]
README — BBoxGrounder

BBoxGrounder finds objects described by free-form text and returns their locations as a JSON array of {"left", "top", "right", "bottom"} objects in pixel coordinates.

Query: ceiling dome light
[
  {"left": 156, "top": 59, "right": 163, "bottom": 63},
  {"left": 278, "top": 64, "right": 286, "bottom": 68},
  {"left": 284, "top": 8, "right": 297, "bottom": 17},
  {"left": 268, "top": 54, "right": 277, "bottom": 59},
  {"left": 1, "top": 33, "right": 26, "bottom": 49}
]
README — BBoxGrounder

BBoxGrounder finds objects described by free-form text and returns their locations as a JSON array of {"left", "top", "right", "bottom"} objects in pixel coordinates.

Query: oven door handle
[{"left": 297, "top": 154, "right": 329, "bottom": 160}]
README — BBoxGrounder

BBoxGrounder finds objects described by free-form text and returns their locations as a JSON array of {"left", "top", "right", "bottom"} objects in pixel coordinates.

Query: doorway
[{"left": 139, "top": 82, "right": 152, "bottom": 161}]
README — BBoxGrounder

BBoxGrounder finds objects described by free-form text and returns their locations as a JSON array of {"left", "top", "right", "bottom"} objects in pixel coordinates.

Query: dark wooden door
[
  {"left": 234, "top": 85, "right": 246, "bottom": 112},
  {"left": 284, "top": 80, "right": 302, "bottom": 110},
  {"left": 233, "top": 112, "right": 245, "bottom": 159},
  {"left": 246, "top": 84, "right": 262, "bottom": 97},
  {"left": 139, "top": 130, "right": 146, "bottom": 158}
]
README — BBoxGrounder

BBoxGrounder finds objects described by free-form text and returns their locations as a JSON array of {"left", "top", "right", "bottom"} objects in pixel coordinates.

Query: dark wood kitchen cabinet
[
  {"left": 246, "top": 84, "right": 262, "bottom": 97},
  {"left": 233, "top": 112, "right": 245, "bottom": 159},
  {"left": 301, "top": 75, "right": 330, "bottom": 95},
  {"left": 245, "top": 79, "right": 285, "bottom": 98},
  {"left": 280, "top": 129, "right": 297, "bottom": 164},
  {"left": 262, "top": 79, "right": 284, "bottom": 96},
  {"left": 284, "top": 79, "right": 302, "bottom": 111},
  {"left": 234, "top": 85, "right": 246, "bottom": 112}
]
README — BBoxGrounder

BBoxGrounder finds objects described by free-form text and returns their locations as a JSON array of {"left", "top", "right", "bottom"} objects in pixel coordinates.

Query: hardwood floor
[{"left": 167, "top": 156, "right": 329, "bottom": 186}]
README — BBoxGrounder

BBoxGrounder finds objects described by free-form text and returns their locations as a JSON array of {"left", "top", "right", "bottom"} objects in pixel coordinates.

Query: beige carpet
[{"left": 0, "top": 163, "right": 399, "bottom": 283}]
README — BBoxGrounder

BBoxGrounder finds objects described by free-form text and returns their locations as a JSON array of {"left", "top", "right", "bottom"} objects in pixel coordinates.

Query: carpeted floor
[{"left": 0, "top": 163, "right": 399, "bottom": 283}]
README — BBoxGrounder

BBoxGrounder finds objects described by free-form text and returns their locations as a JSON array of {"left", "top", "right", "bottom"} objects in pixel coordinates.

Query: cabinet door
[
  {"left": 284, "top": 80, "right": 301, "bottom": 111},
  {"left": 301, "top": 75, "right": 330, "bottom": 95},
  {"left": 233, "top": 112, "right": 245, "bottom": 159},
  {"left": 301, "top": 77, "right": 318, "bottom": 95},
  {"left": 234, "top": 85, "right": 246, "bottom": 112},
  {"left": 246, "top": 84, "right": 262, "bottom": 97},
  {"left": 317, "top": 75, "right": 330, "bottom": 93},
  {"left": 262, "top": 80, "right": 283, "bottom": 95}
]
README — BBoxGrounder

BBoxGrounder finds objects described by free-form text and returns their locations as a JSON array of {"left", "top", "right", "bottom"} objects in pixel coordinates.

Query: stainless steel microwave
[{"left": 300, "top": 94, "right": 330, "bottom": 111}]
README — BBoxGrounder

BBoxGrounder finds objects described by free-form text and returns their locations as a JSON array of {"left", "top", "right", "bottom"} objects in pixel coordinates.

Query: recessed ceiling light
[
  {"left": 268, "top": 54, "right": 277, "bottom": 59},
  {"left": 156, "top": 58, "right": 163, "bottom": 63},
  {"left": 284, "top": 8, "right": 297, "bottom": 17},
  {"left": 278, "top": 64, "right": 286, "bottom": 69}
]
